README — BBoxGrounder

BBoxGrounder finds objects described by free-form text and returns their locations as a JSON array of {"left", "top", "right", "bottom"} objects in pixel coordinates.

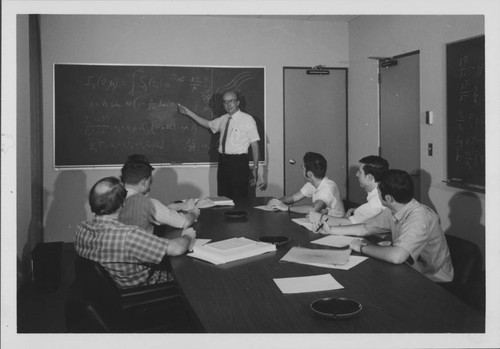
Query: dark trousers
[{"left": 217, "top": 154, "right": 250, "bottom": 200}]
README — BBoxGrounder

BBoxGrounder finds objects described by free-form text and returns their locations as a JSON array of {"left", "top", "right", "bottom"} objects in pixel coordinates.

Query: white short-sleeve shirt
[
  {"left": 208, "top": 110, "right": 260, "bottom": 154},
  {"left": 348, "top": 187, "right": 385, "bottom": 224},
  {"left": 300, "top": 177, "right": 344, "bottom": 217}
]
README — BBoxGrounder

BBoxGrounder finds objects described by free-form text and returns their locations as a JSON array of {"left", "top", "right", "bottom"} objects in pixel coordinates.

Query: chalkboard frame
[
  {"left": 445, "top": 35, "right": 485, "bottom": 193},
  {"left": 52, "top": 63, "right": 266, "bottom": 169}
]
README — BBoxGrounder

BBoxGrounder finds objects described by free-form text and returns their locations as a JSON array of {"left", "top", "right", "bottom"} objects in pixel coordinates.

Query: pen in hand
[{"left": 314, "top": 217, "right": 328, "bottom": 233}]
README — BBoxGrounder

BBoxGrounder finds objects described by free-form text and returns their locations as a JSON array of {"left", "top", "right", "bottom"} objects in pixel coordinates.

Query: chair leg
[{"left": 65, "top": 298, "right": 111, "bottom": 333}]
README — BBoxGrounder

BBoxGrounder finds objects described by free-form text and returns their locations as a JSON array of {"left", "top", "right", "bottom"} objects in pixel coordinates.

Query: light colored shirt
[
  {"left": 348, "top": 187, "right": 385, "bottom": 224},
  {"left": 208, "top": 110, "right": 260, "bottom": 154},
  {"left": 365, "top": 199, "right": 454, "bottom": 282},
  {"left": 75, "top": 216, "right": 171, "bottom": 288},
  {"left": 119, "top": 188, "right": 187, "bottom": 234},
  {"left": 300, "top": 177, "right": 344, "bottom": 217}
]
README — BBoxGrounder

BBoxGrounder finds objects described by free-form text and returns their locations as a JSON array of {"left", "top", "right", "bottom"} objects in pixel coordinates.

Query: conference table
[{"left": 160, "top": 197, "right": 484, "bottom": 333}]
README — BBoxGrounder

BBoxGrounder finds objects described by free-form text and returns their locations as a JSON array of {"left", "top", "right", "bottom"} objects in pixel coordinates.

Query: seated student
[
  {"left": 118, "top": 156, "right": 200, "bottom": 234},
  {"left": 122, "top": 153, "right": 198, "bottom": 211},
  {"left": 307, "top": 155, "right": 389, "bottom": 226},
  {"left": 75, "top": 177, "right": 196, "bottom": 288},
  {"left": 315, "top": 169, "right": 454, "bottom": 282},
  {"left": 267, "top": 152, "right": 344, "bottom": 215}
]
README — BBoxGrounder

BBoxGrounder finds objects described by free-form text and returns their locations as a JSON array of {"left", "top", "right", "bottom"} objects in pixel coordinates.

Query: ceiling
[
  {"left": 253, "top": 15, "right": 359, "bottom": 22},
  {"left": 217, "top": 15, "right": 359, "bottom": 22}
]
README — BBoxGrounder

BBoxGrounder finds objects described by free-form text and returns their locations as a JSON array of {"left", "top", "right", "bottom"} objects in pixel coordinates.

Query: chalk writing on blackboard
[
  {"left": 54, "top": 65, "right": 265, "bottom": 168},
  {"left": 446, "top": 36, "right": 485, "bottom": 191}
]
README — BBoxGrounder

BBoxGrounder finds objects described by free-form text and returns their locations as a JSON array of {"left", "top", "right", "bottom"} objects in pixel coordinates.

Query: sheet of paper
[
  {"left": 301, "top": 255, "right": 369, "bottom": 270},
  {"left": 273, "top": 274, "right": 343, "bottom": 294},
  {"left": 207, "top": 237, "right": 254, "bottom": 251},
  {"left": 281, "top": 246, "right": 351, "bottom": 266},
  {"left": 254, "top": 205, "right": 277, "bottom": 211},
  {"left": 311, "top": 235, "right": 362, "bottom": 248},
  {"left": 194, "top": 239, "right": 211, "bottom": 247},
  {"left": 291, "top": 217, "right": 314, "bottom": 231}
]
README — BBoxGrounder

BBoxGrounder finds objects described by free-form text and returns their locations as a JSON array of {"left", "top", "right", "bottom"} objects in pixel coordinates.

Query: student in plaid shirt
[{"left": 75, "top": 176, "right": 196, "bottom": 288}]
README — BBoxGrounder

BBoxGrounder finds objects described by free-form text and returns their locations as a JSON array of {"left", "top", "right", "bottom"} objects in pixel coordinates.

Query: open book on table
[{"left": 188, "top": 237, "right": 276, "bottom": 265}]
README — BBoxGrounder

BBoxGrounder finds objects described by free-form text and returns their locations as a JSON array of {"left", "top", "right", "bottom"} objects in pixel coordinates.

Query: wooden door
[{"left": 283, "top": 68, "right": 347, "bottom": 200}]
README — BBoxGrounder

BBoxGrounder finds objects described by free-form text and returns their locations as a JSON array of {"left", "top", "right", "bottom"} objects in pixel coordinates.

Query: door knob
[
  {"left": 410, "top": 170, "right": 420, "bottom": 177},
  {"left": 289, "top": 159, "right": 296, "bottom": 165}
]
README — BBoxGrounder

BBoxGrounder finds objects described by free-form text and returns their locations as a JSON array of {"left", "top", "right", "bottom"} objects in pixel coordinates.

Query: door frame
[
  {"left": 282, "top": 66, "right": 349, "bottom": 199},
  {"left": 377, "top": 50, "right": 421, "bottom": 199}
]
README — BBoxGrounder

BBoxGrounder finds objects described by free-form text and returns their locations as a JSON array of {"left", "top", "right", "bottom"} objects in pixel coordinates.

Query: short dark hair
[
  {"left": 121, "top": 154, "right": 154, "bottom": 184},
  {"left": 359, "top": 155, "right": 389, "bottom": 182},
  {"left": 303, "top": 152, "right": 327, "bottom": 179},
  {"left": 378, "top": 169, "right": 414, "bottom": 204},
  {"left": 124, "top": 154, "right": 153, "bottom": 167},
  {"left": 89, "top": 177, "right": 127, "bottom": 215}
]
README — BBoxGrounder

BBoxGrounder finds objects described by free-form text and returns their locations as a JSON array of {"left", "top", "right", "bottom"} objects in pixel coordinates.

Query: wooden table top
[{"left": 160, "top": 197, "right": 484, "bottom": 333}]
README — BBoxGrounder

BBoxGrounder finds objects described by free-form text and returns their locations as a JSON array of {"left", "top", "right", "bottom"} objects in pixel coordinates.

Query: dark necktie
[{"left": 221, "top": 116, "right": 232, "bottom": 154}]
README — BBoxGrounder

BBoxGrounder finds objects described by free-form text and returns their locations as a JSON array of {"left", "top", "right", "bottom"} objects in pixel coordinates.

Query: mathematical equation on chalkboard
[
  {"left": 446, "top": 36, "right": 485, "bottom": 190},
  {"left": 54, "top": 65, "right": 265, "bottom": 167}
]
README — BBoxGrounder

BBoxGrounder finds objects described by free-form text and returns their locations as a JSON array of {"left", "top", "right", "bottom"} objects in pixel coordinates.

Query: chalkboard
[
  {"left": 54, "top": 64, "right": 265, "bottom": 168},
  {"left": 446, "top": 36, "right": 485, "bottom": 191}
]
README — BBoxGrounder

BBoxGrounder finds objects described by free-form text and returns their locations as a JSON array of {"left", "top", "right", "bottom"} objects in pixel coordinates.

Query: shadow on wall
[
  {"left": 418, "top": 169, "right": 437, "bottom": 213},
  {"left": 19, "top": 171, "right": 87, "bottom": 287},
  {"left": 151, "top": 168, "right": 202, "bottom": 203},
  {"left": 444, "top": 191, "right": 485, "bottom": 266},
  {"left": 45, "top": 171, "right": 88, "bottom": 242},
  {"left": 348, "top": 165, "right": 364, "bottom": 204}
]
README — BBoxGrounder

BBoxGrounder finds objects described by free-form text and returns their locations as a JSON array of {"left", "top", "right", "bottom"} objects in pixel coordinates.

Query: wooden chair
[
  {"left": 66, "top": 255, "right": 201, "bottom": 332},
  {"left": 440, "top": 234, "right": 485, "bottom": 314}
]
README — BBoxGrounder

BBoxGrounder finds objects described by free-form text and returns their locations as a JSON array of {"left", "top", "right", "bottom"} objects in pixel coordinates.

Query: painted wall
[
  {"left": 16, "top": 15, "right": 32, "bottom": 287},
  {"left": 32, "top": 15, "right": 349, "bottom": 245},
  {"left": 348, "top": 15, "right": 485, "bottom": 261}
]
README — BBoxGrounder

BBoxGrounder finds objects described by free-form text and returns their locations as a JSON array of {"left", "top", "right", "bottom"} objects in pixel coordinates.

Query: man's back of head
[
  {"left": 121, "top": 154, "right": 155, "bottom": 185},
  {"left": 303, "top": 152, "right": 327, "bottom": 179},
  {"left": 378, "top": 169, "right": 414, "bottom": 204},
  {"left": 89, "top": 177, "right": 128, "bottom": 215},
  {"left": 359, "top": 155, "right": 389, "bottom": 183}
]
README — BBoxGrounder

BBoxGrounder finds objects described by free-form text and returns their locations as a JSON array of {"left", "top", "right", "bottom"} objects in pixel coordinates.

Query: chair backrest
[
  {"left": 445, "top": 234, "right": 483, "bottom": 287},
  {"left": 74, "top": 255, "right": 122, "bottom": 312}
]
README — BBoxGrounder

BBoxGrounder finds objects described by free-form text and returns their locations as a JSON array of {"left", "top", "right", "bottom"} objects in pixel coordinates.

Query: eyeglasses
[{"left": 222, "top": 99, "right": 237, "bottom": 105}]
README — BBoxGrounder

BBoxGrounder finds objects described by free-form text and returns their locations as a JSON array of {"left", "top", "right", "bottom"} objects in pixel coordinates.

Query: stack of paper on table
[
  {"left": 280, "top": 246, "right": 368, "bottom": 270},
  {"left": 188, "top": 237, "right": 276, "bottom": 265},
  {"left": 194, "top": 196, "right": 235, "bottom": 208},
  {"left": 208, "top": 196, "right": 234, "bottom": 206}
]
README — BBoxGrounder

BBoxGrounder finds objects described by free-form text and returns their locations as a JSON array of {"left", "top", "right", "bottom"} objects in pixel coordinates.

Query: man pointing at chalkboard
[{"left": 178, "top": 91, "right": 263, "bottom": 200}]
